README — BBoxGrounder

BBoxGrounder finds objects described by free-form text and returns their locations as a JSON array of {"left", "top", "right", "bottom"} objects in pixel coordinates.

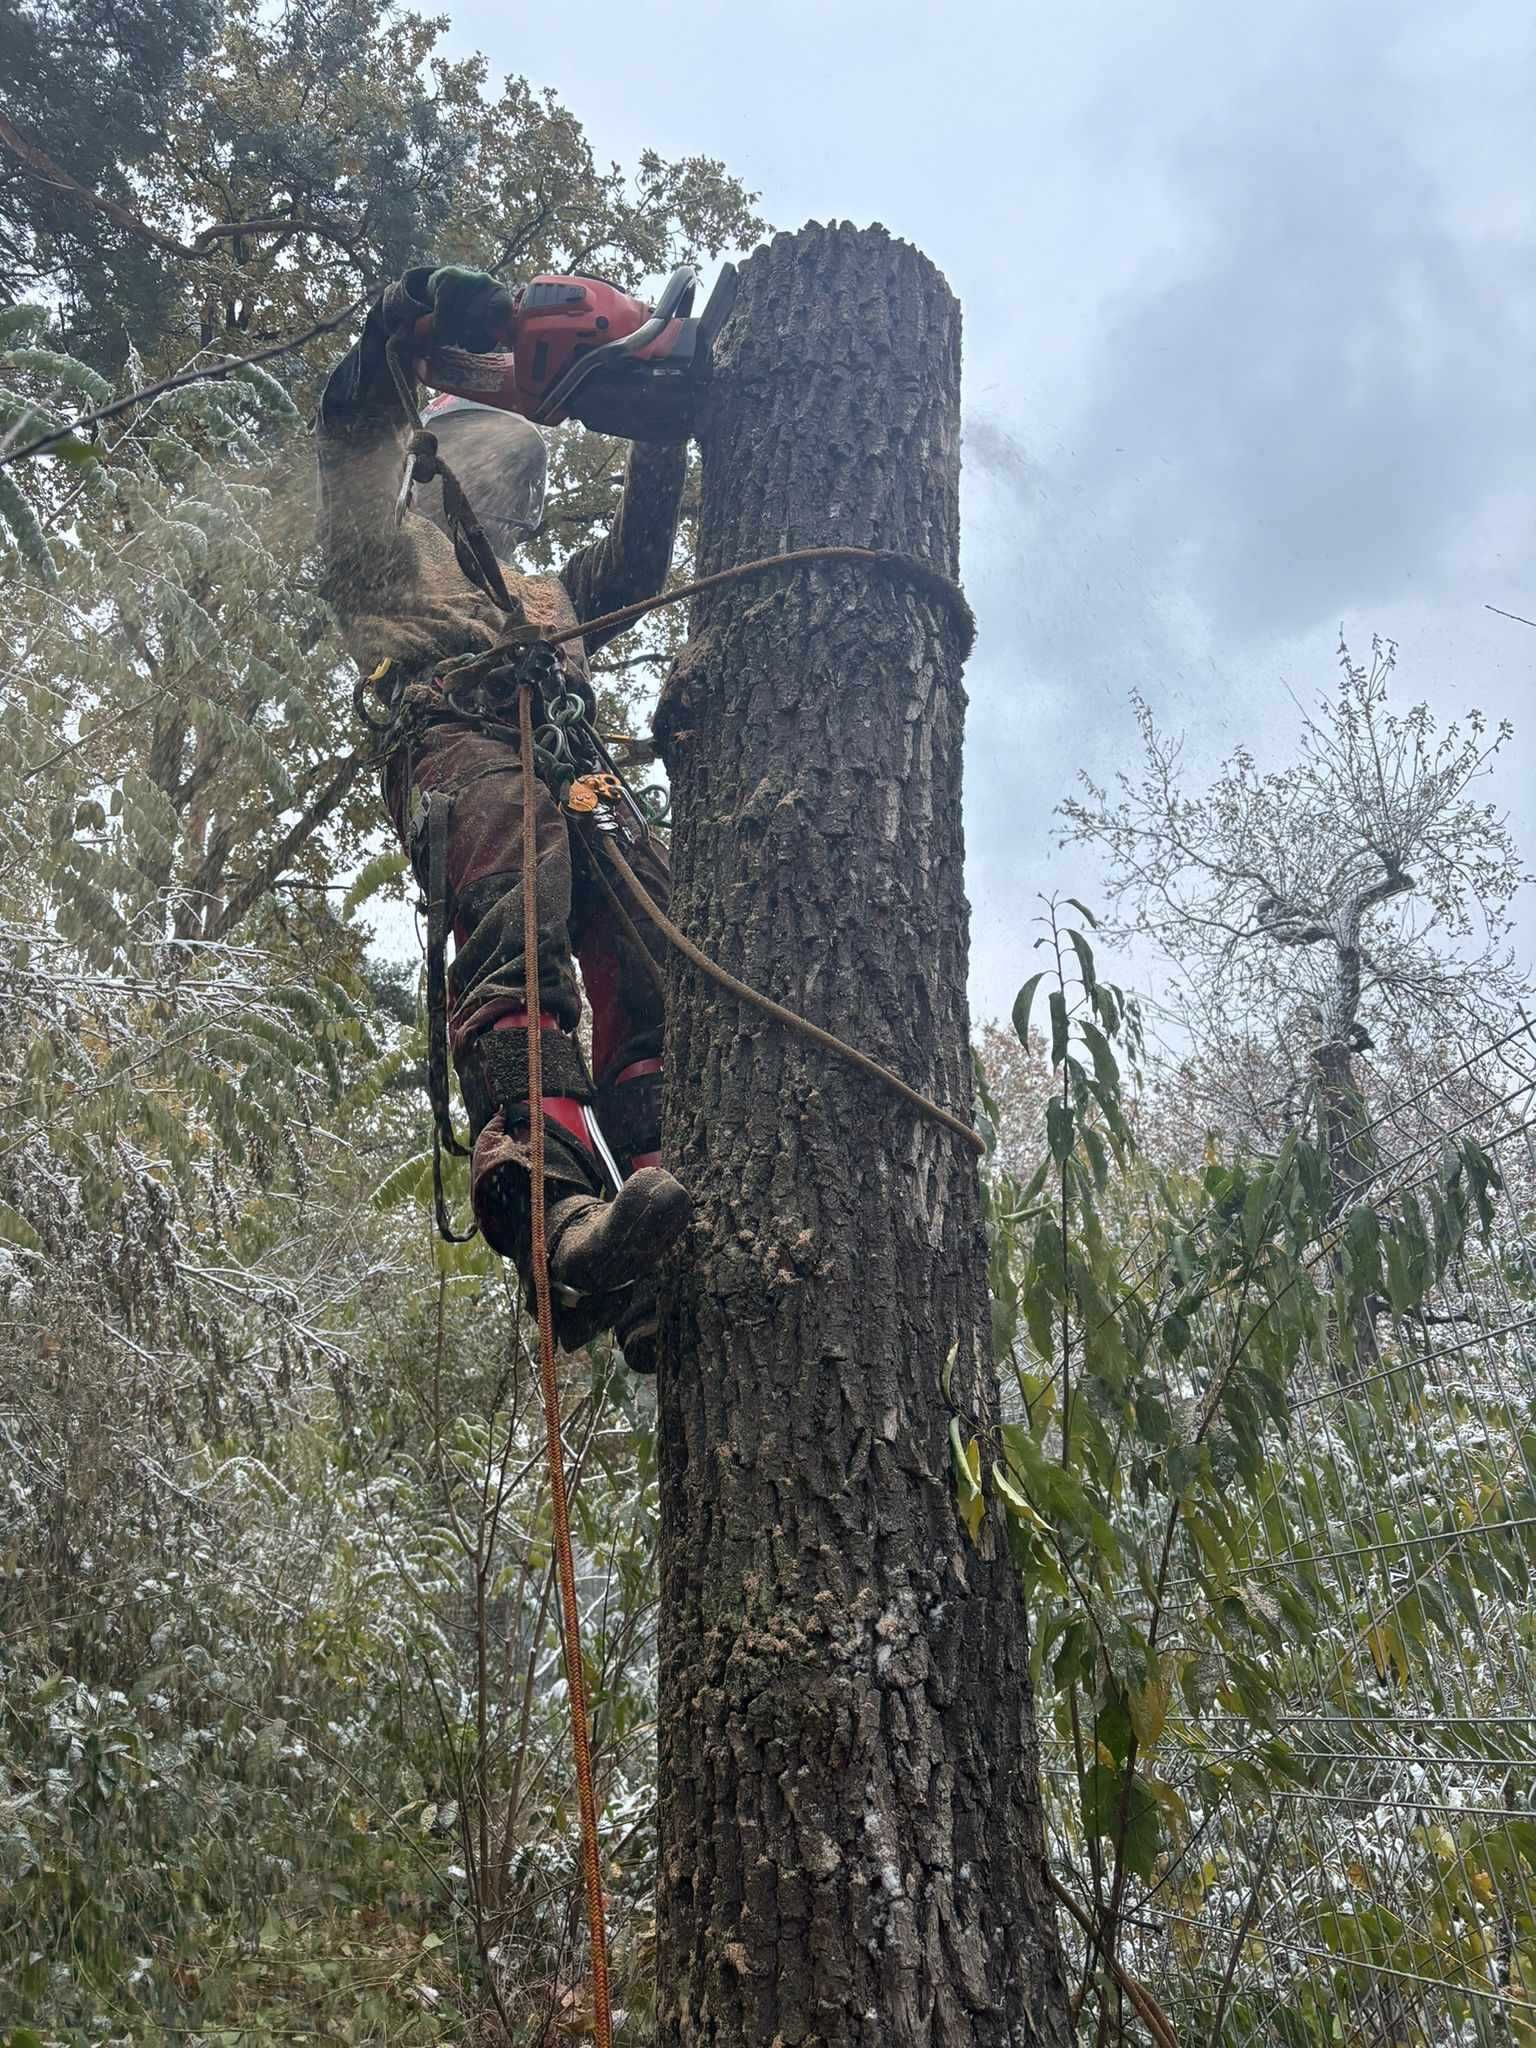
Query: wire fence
[{"left": 1044, "top": 1024, "right": 1536, "bottom": 2046}]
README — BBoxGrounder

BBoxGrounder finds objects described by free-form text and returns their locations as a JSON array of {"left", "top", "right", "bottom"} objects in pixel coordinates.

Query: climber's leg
[{"left": 386, "top": 731, "right": 689, "bottom": 1354}]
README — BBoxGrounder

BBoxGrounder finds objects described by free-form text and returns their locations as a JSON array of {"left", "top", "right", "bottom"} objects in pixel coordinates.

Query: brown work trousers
[{"left": 384, "top": 716, "right": 671, "bottom": 1092}]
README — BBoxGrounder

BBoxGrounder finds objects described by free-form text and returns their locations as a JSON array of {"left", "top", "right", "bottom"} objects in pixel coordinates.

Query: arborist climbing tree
[
  {"left": 316, "top": 263, "right": 697, "bottom": 1374},
  {"left": 313, "top": 229, "right": 1072, "bottom": 2045},
  {"left": 316, "top": 258, "right": 727, "bottom": 2040}
]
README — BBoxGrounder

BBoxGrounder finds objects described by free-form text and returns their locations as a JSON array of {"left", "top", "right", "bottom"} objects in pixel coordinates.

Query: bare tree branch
[{"left": 205, "top": 753, "right": 366, "bottom": 940}]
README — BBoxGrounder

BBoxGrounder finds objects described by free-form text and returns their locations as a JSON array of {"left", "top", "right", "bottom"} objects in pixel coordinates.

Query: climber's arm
[
  {"left": 315, "top": 267, "right": 517, "bottom": 617},
  {"left": 559, "top": 439, "right": 688, "bottom": 654},
  {"left": 314, "top": 286, "right": 423, "bottom": 610}
]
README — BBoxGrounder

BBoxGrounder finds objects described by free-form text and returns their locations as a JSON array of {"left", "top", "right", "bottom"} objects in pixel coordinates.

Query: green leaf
[
  {"left": 230, "top": 359, "right": 304, "bottom": 424},
  {"left": 1162, "top": 1311, "right": 1191, "bottom": 1359},
  {"left": 1048, "top": 988, "right": 1069, "bottom": 1066},
  {"left": 1091, "top": 982, "right": 1121, "bottom": 1034},
  {"left": 0, "top": 302, "right": 50, "bottom": 344},
  {"left": 1241, "top": 1173, "right": 1272, "bottom": 1253},
  {"left": 1065, "top": 926, "right": 1097, "bottom": 997},
  {"left": 1051, "top": 1618, "right": 1091, "bottom": 1690},
  {"left": 1383, "top": 1230, "right": 1414, "bottom": 1314},
  {"left": 1342, "top": 1203, "right": 1381, "bottom": 1296},
  {"left": 1120, "top": 1775, "right": 1164, "bottom": 1879},
  {"left": 1022, "top": 1266, "right": 1056, "bottom": 1362},
  {"left": 1046, "top": 1096, "right": 1075, "bottom": 1163},
  {"left": 1011, "top": 970, "right": 1046, "bottom": 1049},
  {"left": 949, "top": 1418, "right": 985, "bottom": 1547},
  {"left": 1082, "top": 1759, "right": 1119, "bottom": 1837},
  {"left": 0, "top": 1199, "right": 40, "bottom": 1251},
  {"left": 991, "top": 1460, "right": 1052, "bottom": 1535},
  {"left": 1064, "top": 897, "right": 1100, "bottom": 929},
  {"left": 1079, "top": 1122, "right": 1109, "bottom": 1190},
  {"left": 1077, "top": 1017, "right": 1120, "bottom": 1093},
  {"left": 1081, "top": 1762, "right": 1161, "bottom": 1877},
  {"left": 0, "top": 467, "right": 58, "bottom": 583},
  {"left": 342, "top": 848, "right": 409, "bottom": 917},
  {"left": 42, "top": 431, "right": 102, "bottom": 465},
  {"left": 1097, "top": 1693, "right": 1134, "bottom": 1765},
  {"left": 1128, "top": 1667, "right": 1171, "bottom": 1752},
  {"left": 371, "top": 1149, "right": 435, "bottom": 1210},
  {"left": 5, "top": 344, "right": 112, "bottom": 403}
]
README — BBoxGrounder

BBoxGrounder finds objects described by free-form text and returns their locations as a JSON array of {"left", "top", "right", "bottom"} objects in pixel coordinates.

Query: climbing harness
[{"left": 367, "top": 336, "right": 984, "bottom": 2043}]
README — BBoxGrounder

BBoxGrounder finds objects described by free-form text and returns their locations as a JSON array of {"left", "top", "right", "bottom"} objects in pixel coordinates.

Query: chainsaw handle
[{"left": 418, "top": 342, "right": 524, "bottom": 411}]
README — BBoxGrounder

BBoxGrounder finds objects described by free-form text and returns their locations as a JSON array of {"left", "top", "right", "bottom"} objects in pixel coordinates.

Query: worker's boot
[
  {"left": 591, "top": 1043, "right": 669, "bottom": 1371},
  {"left": 458, "top": 1016, "right": 691, "bottom": 1365}
]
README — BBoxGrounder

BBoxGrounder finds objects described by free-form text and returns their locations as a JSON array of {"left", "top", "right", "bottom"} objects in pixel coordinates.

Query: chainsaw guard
[{"left": 562, "top": 362, "right": 705, "bottom": 442}]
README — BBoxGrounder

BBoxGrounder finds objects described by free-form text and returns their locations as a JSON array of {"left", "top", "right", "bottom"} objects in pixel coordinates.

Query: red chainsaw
[{"left": 419, "top": 262, "right": 738, "bottom": 441}]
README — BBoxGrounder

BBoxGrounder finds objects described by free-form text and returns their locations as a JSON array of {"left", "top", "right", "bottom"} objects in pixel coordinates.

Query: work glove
[{"left": 380, "top": 265, "right": 516, "bottom": 352}]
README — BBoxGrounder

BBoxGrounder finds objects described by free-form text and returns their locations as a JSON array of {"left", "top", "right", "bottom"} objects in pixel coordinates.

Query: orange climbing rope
[{"left": 517, "top": 680, "right": 613, "bottom": 2048}]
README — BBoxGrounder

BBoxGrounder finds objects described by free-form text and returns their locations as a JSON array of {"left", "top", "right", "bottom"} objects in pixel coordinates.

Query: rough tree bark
[{"left": 652, "top": 221, "right": 1072, "bottom": 2048}]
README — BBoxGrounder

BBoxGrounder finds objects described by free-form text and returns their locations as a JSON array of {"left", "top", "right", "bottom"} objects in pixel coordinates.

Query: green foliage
[
  {"left": 6, "top": 0, "right": 764, "bottom": 376},
  {"left": 974, "top": 899, "right": 1536, "bottom": 2045},
  {"left": 0, "top": 0, "right": 221, "bottom": 359},
  {"left": 0, "top": 301, "right": 662, "bottom": 2040},
  {"left": 0, "top": 467, "right": 56, "bottom": 582},
  {"left": 0, "top": 37, "right": 761, "bottom": 2037}
]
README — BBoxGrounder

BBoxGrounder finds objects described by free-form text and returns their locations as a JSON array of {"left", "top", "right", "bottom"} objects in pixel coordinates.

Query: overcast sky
[{"left": 445, "top": 0, "right": 1534, "bottom": 1024}]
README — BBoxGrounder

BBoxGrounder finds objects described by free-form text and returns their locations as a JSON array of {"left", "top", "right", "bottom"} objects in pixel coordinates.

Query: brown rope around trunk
[
  {"left": 546, "top": 542, "right": 975, "bottom": 658},
  {"left": 518, "top": 683, "right": 613, "bottom": 2048},
  {"left": 596, "top": 833, "right": 984, "bottom": 1155}
]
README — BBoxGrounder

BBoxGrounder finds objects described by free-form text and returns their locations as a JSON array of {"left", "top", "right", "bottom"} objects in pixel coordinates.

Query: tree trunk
[
  {"left": 1315, "top": 924, "right": 1383, "bottom": 1375},
  {"left": 653, "top": 221, "right": 1071, "bottom": 2048}
]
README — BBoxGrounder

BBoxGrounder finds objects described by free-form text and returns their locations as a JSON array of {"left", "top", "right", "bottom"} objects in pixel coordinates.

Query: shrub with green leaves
[{"left": 972, "top": 901, "right": 1535, "bottom": 2046}]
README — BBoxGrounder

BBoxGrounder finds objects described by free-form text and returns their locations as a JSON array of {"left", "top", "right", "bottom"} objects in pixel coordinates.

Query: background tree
[
  {"left": 0, "top": 0, "right": 219, "bottom": 354},
  {"left": 0, "top": 297, "right": 669, "bottom": 2045},
  {"left": 976, "top": 904, "right": 1533, "bottom": 2048},
  {"left": 1, "top": 0, "right": 763, "bottom": 967},
  {"left": 1, "top": 0, "right": 762, "bottom": 376},
  {"left": 976, "top": 1015, "right": 1051, "bottom": 1175},
  {"left": 1060, "top": 637, "right": 1528, "bottom": 1216},
  {"left": 0, "top": 26, "right": 760, "bottom": 2034}
]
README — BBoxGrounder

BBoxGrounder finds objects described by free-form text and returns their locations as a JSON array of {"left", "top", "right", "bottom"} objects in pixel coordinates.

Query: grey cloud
[{"left": 1006, "top": 4, "right": 1536, "bottom": 657}]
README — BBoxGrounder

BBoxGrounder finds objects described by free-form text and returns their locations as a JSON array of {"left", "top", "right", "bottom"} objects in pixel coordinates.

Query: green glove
[{"left": 427, "top": 266, "right": 516, "bottom": 352}]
